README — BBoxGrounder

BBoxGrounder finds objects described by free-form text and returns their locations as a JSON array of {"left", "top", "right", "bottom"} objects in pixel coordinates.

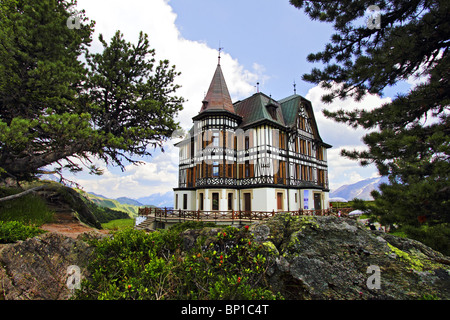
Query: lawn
[{"left": 101, "top": 218, "right": 134, "bottom": 230}]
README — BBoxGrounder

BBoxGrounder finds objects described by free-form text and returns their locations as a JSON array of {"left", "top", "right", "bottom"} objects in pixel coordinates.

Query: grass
[
  {"left": 0, "top": 187, "right": 54, "bottom": 226},
  {"left": 101, "top": 218, "right": 134, "bottom": 230}
]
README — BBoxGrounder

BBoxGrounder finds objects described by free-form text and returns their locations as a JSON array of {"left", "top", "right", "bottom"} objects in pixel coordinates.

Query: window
[
  {"left": 212, "top": 132, "right": 219, "bottom": 147},
  {"left": 213, "top": 161, "right": 219, "bottom": 177},
  {"left": 175, "top": 194, "right": 178, "bottom": 209},
  {"left": 183, "top": 194, "right": 187, "bottom": 210},
  {"left": 245, "top": 136, "right": 250, "bottom": 149},
  {"left": 212, "top": 192, "right": 219, "bottom": 210},
  {"left": 199, "top": 193, "right": 204, "bottom": 210},
  {"left": 245, "top": 160, "right": 250, "bottom": 177},
  {"left": 279, "top": 132, "right": 286, "bottom": 150},
  {"left": 228, "top": 193, "right": 233, "bottom": 210},
  {"left": 267, "top": 105, "right": 277, "bottom": 120}
]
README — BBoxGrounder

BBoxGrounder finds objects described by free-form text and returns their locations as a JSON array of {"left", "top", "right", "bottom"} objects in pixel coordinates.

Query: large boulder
[{"left": 250, "top": 214, "right": 450, "bottom": 300}]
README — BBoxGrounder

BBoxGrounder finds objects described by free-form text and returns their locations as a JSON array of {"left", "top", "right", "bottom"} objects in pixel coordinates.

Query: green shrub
[
  {"left": 76, "top": 223, "right": 283, "bottom": 300},
  {"left": 401, "top": 224, "right": 450, "bottom": 256},
  {"left": 0, "top": 221, "right": 46, "bottom": 243}
]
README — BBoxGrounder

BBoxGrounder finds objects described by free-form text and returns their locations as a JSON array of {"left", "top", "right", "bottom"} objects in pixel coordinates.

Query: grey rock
[
  {"left": 256, "top": 214, "right": 450, "bottom": 300},
  {"left": 0, "top": 232, "right": 94, "bottom": 300}
]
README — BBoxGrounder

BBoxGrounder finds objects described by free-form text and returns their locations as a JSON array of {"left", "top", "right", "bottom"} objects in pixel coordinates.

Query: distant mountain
[
  {"left": 84, "top": 191, "right": 172, "bottom": 211},
  {"left": 137, "top": 191, "right": 173, "bottom": 208},
  {"left": 115, "top": 197, "right": 143, "bottom": 206},
  {"left": 330, "top": 176, "right": 389, "bottom": 201},
  {"left": 84, "top": 192, "right": 140, "bottom": 217},
  {"left": 88, "top": 191, "right": 109, "bottom": 199}
]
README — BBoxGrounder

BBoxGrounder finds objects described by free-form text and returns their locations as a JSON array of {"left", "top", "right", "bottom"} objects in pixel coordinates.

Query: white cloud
[
  {"left": 77, "top": 0, "right": 260, "bottom": 130},
  {"left": 326, "top": 145, "right": 378, "bottom": 191},
  {"left": 67, "top": 0, "right": 265, "bottom": 198},
  {"left": 305, "top": 82, "right": 391, "bottom": 147},
  {"left": 305, "top": 84, "right": 391, "bottom": 190}
]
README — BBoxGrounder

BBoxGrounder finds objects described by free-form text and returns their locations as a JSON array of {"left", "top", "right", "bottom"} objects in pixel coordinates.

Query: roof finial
[
  {"left": 218, "top": 43, "right": 224, "bottom": 65},
  {"left": 293, "top": 80, "right": 297, "bottom": 94}
]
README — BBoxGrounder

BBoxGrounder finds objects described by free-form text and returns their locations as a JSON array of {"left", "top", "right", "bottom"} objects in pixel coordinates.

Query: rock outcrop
[
  {"left": 250, "top": 214, "right": 450, "bottom": 300},
  {"left": 0, "top": 232, "right": 96, "bottom": 300}
]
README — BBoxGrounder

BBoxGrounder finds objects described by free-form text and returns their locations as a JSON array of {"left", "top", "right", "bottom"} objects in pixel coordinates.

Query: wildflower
[
  {"left": 219, "top": 255, "right": 223, "bottom": 260},
  {"left": 244, "top": 225, "right": 249, "bottom": 231},
  {"left": 223, "top": 232, "right": 227, "bottom": 237},
  {"left": 237, "top": 277, "right": 241, "bottom": 284},
  {"left": 127, "top": 284, "right": 132, "bottom": 290},
  {"left": 197, "top": 253, "right": 201, "bottom": 258}
]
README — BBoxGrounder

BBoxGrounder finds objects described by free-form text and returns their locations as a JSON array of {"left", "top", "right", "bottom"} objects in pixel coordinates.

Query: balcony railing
[
  {"left": 179, "top": 176, "right": 327, "bottom": 189},
  {"left": 137, "top": 207, "right": 354, "bottom": 224}
]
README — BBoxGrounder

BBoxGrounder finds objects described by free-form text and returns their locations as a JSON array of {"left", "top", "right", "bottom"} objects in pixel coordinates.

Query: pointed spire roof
[{"left": 199, "top": 63, "right": 235, "bottom": 114}]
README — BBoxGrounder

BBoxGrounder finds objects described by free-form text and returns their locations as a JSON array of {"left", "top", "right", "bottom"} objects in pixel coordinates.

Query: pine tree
[
  {"left": 290, "top": 0, "right": 449, "bottom": 253},
  {"left": 0, "top": 0, "right": 183, "bottom": 183}
]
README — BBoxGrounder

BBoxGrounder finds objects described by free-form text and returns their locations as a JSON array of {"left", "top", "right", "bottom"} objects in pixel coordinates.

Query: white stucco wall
[
  {"left": 174, "top": 190, "right": 196, "bottom": 210},
  {"left": 175, "top": 188, "right": 329, "bottom": 212}
]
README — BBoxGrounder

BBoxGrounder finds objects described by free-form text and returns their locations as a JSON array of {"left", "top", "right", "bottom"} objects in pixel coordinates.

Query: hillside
[
  {"left": 81, "top": 191, "right": 140, "bottom": 218},
  {"left": 330, "top": 176, "right": 389, "bottom": 201}
]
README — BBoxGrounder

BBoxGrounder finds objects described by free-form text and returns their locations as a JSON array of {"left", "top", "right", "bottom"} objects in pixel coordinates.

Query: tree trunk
[{"left": 0, "top": 185, "right": 46, "bottom": 202}]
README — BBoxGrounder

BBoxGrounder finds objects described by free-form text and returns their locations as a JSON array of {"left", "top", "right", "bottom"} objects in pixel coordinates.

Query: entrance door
[
  {"left": 314, "top": 193, "right": 321, "bottom": 210},
  {"left": 244, "top": 193, "right": 251, "bottom": 212},
  {"left": 277, "top": 192, "right": 283, "bottom": 211}
]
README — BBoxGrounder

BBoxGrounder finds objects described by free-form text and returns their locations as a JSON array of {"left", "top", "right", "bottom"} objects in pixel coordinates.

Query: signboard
[{"left": 303, "top": 190, "right": 309, "bottom": 209}]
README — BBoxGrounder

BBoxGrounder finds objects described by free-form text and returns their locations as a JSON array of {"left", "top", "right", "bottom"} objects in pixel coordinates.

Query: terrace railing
[{"left": 137, "top": 207, "right": 354, "bottom": 223}]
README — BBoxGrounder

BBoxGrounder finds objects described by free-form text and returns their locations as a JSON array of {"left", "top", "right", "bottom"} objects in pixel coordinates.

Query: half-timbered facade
[{"left": 173, "top": 61, "right": 332, "bottom": 213}]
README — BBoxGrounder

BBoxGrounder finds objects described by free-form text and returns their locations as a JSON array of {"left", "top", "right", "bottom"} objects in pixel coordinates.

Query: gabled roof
[
  {"left": 279, "top": 94, "right": 332, "bottom": 148},
  {"left": 199, "top": 63, "right": 235, "bottom": 114},
  {"left": 234, "top": 92, "right": 286, "bottom": 129}
]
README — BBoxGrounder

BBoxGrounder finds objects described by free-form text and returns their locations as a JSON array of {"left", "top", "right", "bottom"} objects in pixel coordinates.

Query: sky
[{"left": 62, "top": 0, "right": 414, "bottom": 200}]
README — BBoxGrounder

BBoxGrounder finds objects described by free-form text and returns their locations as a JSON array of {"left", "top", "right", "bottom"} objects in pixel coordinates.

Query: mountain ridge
[{"left": 330, "top": 176, "right": 389, "bottom": 201}]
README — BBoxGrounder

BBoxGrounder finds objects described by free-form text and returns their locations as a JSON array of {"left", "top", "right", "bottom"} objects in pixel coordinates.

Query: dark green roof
[
  {"left": 279, "top": 94, "right": 301, "bottom": 127},
  {"left": 233, "top": 92, "right": 286, "bottom": 128}
]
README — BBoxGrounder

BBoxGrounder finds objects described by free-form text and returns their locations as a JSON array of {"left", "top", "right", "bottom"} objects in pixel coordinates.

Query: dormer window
[{"left": 266, "top": 104, "right": 278, "bottom": 120}]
